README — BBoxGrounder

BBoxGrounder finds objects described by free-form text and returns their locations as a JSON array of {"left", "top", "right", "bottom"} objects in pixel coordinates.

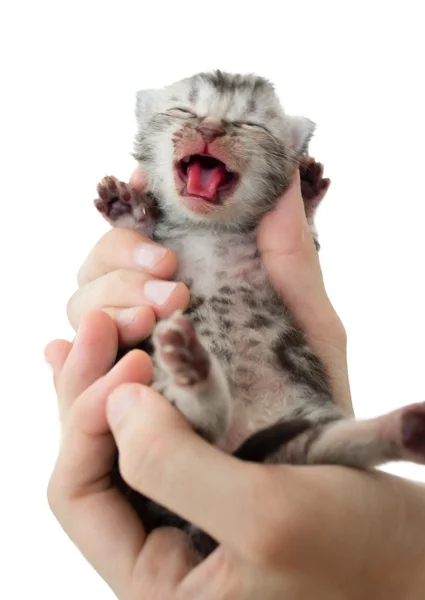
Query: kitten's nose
[{"left": 196, "top": 121, "right": 225, "bottom": 142}]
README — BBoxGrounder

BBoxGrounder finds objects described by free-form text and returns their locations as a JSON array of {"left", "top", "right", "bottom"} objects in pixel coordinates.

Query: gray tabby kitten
[{"left": 94, "top": 70, "right": 425, "bottom": 557}]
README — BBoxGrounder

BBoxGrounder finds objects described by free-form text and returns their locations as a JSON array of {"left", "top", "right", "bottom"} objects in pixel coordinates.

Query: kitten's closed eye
[
  {"left": 233, "top": 121, "right": 268, "bottom": 132},
  {"left": 168, "top": 107, "right": 197, "bottom": 118}
]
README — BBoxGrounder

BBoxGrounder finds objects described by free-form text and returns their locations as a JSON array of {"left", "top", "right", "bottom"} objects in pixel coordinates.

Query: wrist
[
  {"left": 392, "top": 478, "right": 425, "bottom": 600},
  {"left": 353, "top": 475, "right": 425, "bottom": 600}
]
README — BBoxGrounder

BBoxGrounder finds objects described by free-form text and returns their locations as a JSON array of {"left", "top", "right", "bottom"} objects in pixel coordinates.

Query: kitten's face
[{"left": 134, "top": 71, "right": 315, "bottom": 228}]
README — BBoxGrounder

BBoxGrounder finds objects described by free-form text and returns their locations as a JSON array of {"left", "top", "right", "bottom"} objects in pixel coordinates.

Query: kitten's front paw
[
  {"left": 95, "top": 176, "right": 138, "bottom": 218},
  {"left": 299, "top": 157, "right": 331, "bottom": 215},
  {"left": 94, "top": 175, "right": 153, "bottom": 234},
  {"left": 153, "top": 312, "right": 210, "bottom": 388}
]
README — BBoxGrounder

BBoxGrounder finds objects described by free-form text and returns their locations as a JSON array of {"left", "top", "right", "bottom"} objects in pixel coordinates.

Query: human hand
[
  {"left": 68, "top": 164, "right": 351, "bottom": 411},
  {"left": 67, "top": 168, "right": 189, "bottom": 347},
  {"left": 257, "top": 166, "right": 352, "bottom": 413},
  {"left": 47, "top": 170, "right": 425, "bottom": 598},
  {"left": 46, "top": 310, "right": 425, "bottom": 599}
]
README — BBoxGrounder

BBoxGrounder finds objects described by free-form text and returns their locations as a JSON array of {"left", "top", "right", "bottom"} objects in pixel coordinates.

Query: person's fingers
[
  {"left": 129, "top": 167, "right": 148, "bottom": 191},
  {"left": 77, "top": 227, "right": 177, "bottom": 286},
  {"left": 48, "top": 349, "right": 153, "bottom": 596},
  {"left": 258, "top": 170, "right": 352, "bottom": 413},
  {"left": 134, "top": 528, "right": 198, "bottom": 592},
  {"left": 178, "top": 549, "right": 257, "bottom": 600},
  {"left": 106, "top": 383, "right": 270, "bottom": 553},
  {"left": 44, "top": 339, "right": 72, "bottom": 389},
  {"left": 101, "top": 305, "right": 157, "bottom": 347},
  {"left": 56, "top": 311, "right": 119, "bottom": 421},
  {"left": 258, "top": 169, "right": 338, "bottom": 339},
  {"left": 52, "top": 350, "right": 152, "bottom": 496},
  {"left": 68, "top": 269, "right": 190, "bottom": 332}
]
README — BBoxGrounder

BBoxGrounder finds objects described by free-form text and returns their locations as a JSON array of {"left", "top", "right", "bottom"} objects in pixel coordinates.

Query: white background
[{"left": 1, "top": 2, "right": 424, "bottom": 598}]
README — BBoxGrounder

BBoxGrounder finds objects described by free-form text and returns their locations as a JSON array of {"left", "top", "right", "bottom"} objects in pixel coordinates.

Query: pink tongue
[{"left": 186, "top": 161, "right": 227, "bottom": 200}]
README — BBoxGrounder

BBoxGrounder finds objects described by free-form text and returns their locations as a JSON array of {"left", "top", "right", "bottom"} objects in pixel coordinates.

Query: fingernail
[
  {"left": 144, "top": 280, "right": 177, "bottom": 305},
  {"left": 116, "top": 306, "right": 139, "bottom": 326},
  {"left": 134, "top": 243, "right": 167, "bottom": 269},
  {"left": 107, "top": 387, "right": 140, "bottom": 428}
]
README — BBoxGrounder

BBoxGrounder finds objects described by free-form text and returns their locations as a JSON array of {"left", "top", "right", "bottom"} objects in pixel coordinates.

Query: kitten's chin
[
  {"left": 166, "top": 188, "right": 259, "bottom": 230},
  {"left": 176, "top": 189, "right": 245, "bottom": 220},
  {"left": 179, "top": 194, "right": 222, "bottom": 216}
]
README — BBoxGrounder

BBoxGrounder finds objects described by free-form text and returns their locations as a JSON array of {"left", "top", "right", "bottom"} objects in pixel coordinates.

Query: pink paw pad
[
  {"left": 94, "top": 176, "right": 145, "bottom": 221},
  {"left": 155, "top": 314, "right": 210, "bottom": 387}
]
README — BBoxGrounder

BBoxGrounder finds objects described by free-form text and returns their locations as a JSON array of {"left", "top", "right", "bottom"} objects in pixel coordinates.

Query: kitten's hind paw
[
  {"left": 94, "top": 175, "right": 154, "bottom": 235},
  {"left": 401, "top": 402, "right": 425, "bottom": 459},
  {"left": 300, "top": 401, "right": 425, "bottom": 469},
  {"left": 153, "top": 312, "right": 211, "bottom": 388}
]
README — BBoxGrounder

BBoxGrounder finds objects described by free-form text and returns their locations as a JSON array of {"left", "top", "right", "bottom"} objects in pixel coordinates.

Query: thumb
[
  {"left": 258, "top": 169, "right": 352, "bottom": 413},
  {"left": 106, "top": 383, "right": 262, "bottom": 551},
  {"left": 258, "top": 169, "right": 331, "bottom": 332}
]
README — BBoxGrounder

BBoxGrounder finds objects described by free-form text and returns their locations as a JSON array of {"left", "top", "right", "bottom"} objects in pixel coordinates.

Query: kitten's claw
[
  {"left": 94, "top": 175, "right": 153, "bottom": 234},
  {"left": 154, "top": 312, "right": 210, "bottom": 388}
]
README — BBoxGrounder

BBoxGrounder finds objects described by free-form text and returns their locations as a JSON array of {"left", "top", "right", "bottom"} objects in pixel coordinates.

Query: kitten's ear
[
  {"left": 288, "top": 116, "right": 316, "bottom": 157},
  {"left": 135, "top": 89, "right": 160, "bottom": 123}
]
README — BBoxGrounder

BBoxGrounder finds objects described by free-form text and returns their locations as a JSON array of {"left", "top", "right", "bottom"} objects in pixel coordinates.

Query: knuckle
[
  {"left": 70, "top": 269, "right": 150, "bottom": 325},
  {"left": 76, "top": 261, "right": 91, "bottom": 286},
  {"left": 66, "top": 290, "right": 80, "bottom": 328},
  {"left": 333, "top": 317, "right": 347, "bottom": 348},
  {"left": 46, "top": 469, "right": 64, "bottom": 517},
  {"left": 317, "top": 310, "right": 347, "bottom": 353},
  {"left": 216, "top": 566, "right": 242, "bottom": 600},
  {"left": 76, "top": 228, "right": 135, "bottom": 286},
  {"left": 111, "top": 269, "right": 150, "bottom": 298},
  {"left": 105, "top": 227, "right": 147, "bottom": 257},
  {"left": 113, "top": 267, "right": 138, "bottom": 285},
  {"left": 101, "top": 226, "right": 130, "bottom": 248},
  {"left": 118, "top": 449, "right": 140, "bottom": 490},
  {"left": 203, "top": 551, "right": 243, "bottom": 600},
  {"left": 99, "top": 269, "right": 145, "bottom": 303},
  {"left": 132, "top": 581, "right": 172, "bottom": 600},
  {"left": 76, "top": 246, "right": 108, "bottom": 287},
  {"left": 241, "top": 467, "right": 299, "bottom": 564},
  {"left": 117, "top": 425, "right": 168, "bottom": 492},
  {"left": 145, "top": 527, "right": 190, "bottom": 559}
]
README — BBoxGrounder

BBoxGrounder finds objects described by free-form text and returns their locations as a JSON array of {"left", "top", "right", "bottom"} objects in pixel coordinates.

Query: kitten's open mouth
[{"left": 176, "top": 154, "right": 238, "bottom": 204}]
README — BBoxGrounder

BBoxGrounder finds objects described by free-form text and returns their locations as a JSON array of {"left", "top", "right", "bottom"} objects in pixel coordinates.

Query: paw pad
[
  {"left": 94, "top": 176, "right": 148, "bottom": 223},
  {"left": 154, "top": 313, "right": 210, "bottom": 387}
]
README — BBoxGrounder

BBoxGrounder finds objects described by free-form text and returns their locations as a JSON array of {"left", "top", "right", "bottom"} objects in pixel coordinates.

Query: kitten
[{"left": 94, "top": 70, "right": 425, "bottom": 557}]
